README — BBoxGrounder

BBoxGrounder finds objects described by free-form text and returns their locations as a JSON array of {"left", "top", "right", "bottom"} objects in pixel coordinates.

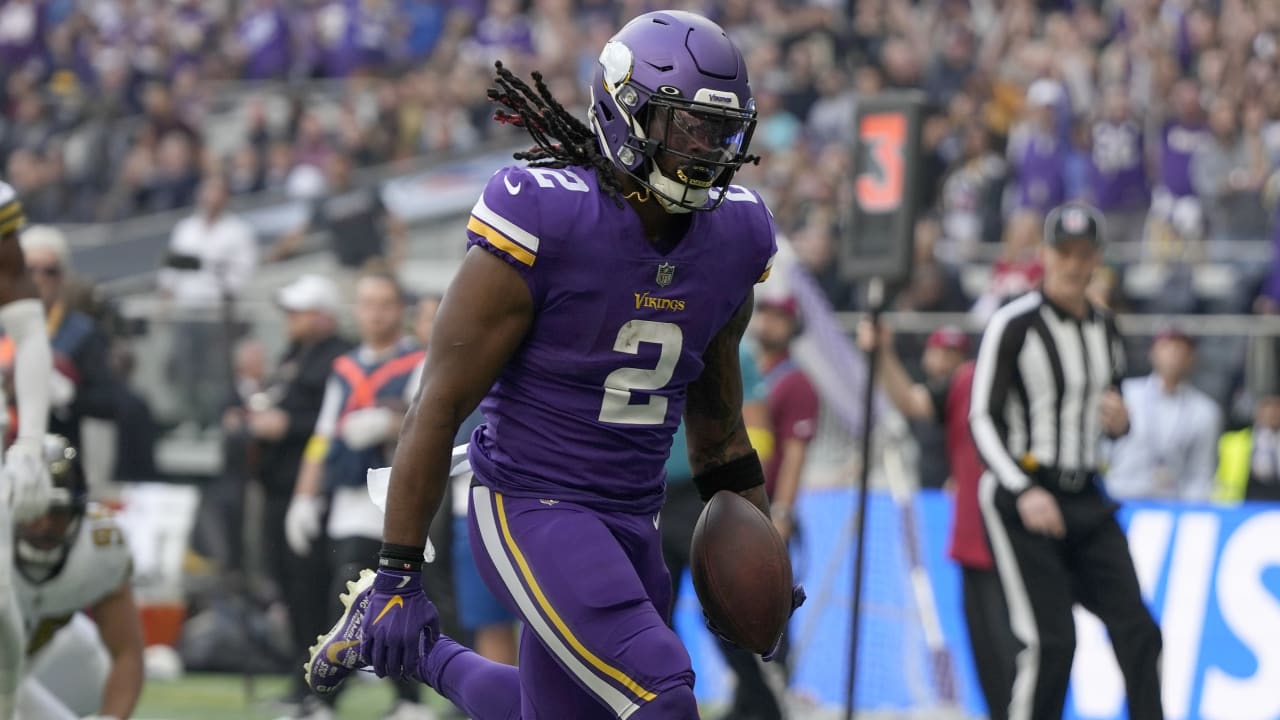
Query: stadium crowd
[
  {"left": 6, "top": 0, "right": 1280, "bottom": 717},
  {"left": 4, "top": 0, "right": 1279, "bottom": 309}
]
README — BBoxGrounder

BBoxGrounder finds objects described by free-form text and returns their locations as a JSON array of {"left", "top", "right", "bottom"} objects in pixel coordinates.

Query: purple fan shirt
[
  {"left": 472, "top": 14, "right": 535, "bottom": 57},
  {"left": 237, "top": 4, "right": 291, "bottom": 79},
  {"left": 351, "top": 0, "right": 394, "bottom": 70},
  {"left": 462, "top": 165, "right": 777, "bottom": 514},
  {"left": 310, "top": 0, "right": 360, "bottom": 77},
  {"left": 1087, "top": 120, "right": 1149, "bottom": 211},
  {"left": 169, "top": 4, "right": 212, "bottom": 70},
  {"left": 0, "top": 0, "right": 46, "bottom": 69},
  {"left": 1015, "top": 133, "right": 1068, "bottom": 213},
  {"left": 1158, "top": 120, "right": 1210, "bottom": 197}
]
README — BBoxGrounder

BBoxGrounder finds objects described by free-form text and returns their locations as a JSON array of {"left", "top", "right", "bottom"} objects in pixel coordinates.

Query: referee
[{"left": 969, "top": 202, "right": 1163, "bottom": 720}]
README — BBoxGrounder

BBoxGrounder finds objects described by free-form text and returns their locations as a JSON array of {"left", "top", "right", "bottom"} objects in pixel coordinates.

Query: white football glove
[
  {"left": 339, "top": 407, "right": 396, "bottom": 451},
  {"left": 4, "top": 438, "right": 52, "bottom": 522},
  {"left": 49, "top": 371, "right": 76, "bottom": 410},
  {"left": 284, "top": 494, "right": 324, "bottom": 556}
]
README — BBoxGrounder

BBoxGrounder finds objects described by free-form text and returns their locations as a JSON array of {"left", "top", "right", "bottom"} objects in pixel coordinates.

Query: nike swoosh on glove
[
  {"left": 5, "top": 438, "right": 52, "bottom": 522},
  {"left": 359, "top": 568, "right": 440, "bottom": 681},
  {"left": 704, "top": 584, "right": 807, "bottom": 662}
]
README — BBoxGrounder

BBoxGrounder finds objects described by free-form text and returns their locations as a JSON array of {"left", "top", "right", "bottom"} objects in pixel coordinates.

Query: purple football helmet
[{"left": 589, "top": 11, "right": 757, "bottom": 213}]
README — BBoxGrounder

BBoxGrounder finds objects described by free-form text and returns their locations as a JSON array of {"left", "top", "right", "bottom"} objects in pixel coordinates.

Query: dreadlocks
[{"left": 488, "top": 62, "right": 627, "bottom": 204}]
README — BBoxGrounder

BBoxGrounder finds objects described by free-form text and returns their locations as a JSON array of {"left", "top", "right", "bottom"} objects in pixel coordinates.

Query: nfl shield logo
[
  {"left": 655, "top": 263, "right": 676, "bottom": 287},
  {"left": 1062, "top": 207, "right": 1087, "bottom": 233}
]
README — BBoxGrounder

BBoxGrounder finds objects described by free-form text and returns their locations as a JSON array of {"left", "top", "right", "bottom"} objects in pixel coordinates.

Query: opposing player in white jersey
[
  {"left": 0, "top": 181, "right": 57, "bottom": 719},
  {"left": 13, "top": 436, "right": 142, "bottom": 720}
]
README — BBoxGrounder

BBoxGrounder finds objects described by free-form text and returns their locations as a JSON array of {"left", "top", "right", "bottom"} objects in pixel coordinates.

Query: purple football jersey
[
  {"left": 1087, "top": 120, "right": 1149, "bottom": 211},
  {"left": 1159, "top": 120, "right": 1209, "bottom": 197},
  {"left": 463, "top": 165, "right": 776, "bottom": 514},
  {"left": 1015, "top": 134, "right": 1068, "bottom": 213}
]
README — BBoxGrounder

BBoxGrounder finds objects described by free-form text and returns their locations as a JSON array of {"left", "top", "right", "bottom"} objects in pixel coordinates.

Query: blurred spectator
[
  {"left": 971, "top": 211, "right": 1044, "bottom": 322},
  {"left": 466, "top": 0, "right": 535, "bottom": 67},
  {"left": 8, "top": 225, "right": 116, "bottom": 451},
  {"left": 806, "top": 66, "right": 856, "bottom": 146},
  {"left": 270, "top": 152, "right": 407, "bottom": 271},
  {"left": 752, "top": 296, "right": 819, "bottom": 543},
  {"left": 285, "top": 271, "right": 427, "bottom": 717},
  {"left": 1106, "top": 329, "right": 1221, "bottom": 501},
  {"left": 0, "top": 0, "right": 46, "bottom": 75},
  {"left": 1192, "top": 98, "right": 1268, "bottom": 244},
  {"left": 939, "top": 122, "right": 1006, "bottom": 258},
  {"left": 5, "top": 148, "right": 61, "bottom": 225},
  {"left": 924, "top": 26, "right": 976, "bottom": 108},
  {"left": 893, "top": 216, "right": 970, "bottom": 317},
  {"left": 232, "top": 0, "right": 293, "bottom": 80},
  {"left": 1008, "top": 79, "right": 1071, "bottom": 215},
  {"left": 159, "top": 175, "right": 258, "bottom": 432},
  {"left": 141, "top": 132, "right": 201, "bottom": 214},
  {"left": 110, "top": 342, "right": 158, "bottom": 485},
  {"left": 246, "top": 274, "right": 351, "bottom": 711},
  {"left": 1217, "top": 391, "right": 1280, "bottom": 503},
  {"left": 227, "top": 144, "right": 266, "bottom": 196},
  {"left": 911, "top": 326, "right": 973, "bottom": 490},
  {"left": 1086, "top": 84, "right": 1151, "bottom": 244},
  {"left": 195, "top": 338, "right": 269, "bottom": 576},
  {"left": 1149, "top": 78, "right": 1210, "bottom": 258}
]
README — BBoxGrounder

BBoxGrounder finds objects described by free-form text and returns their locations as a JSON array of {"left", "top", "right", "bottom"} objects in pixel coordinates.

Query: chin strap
[{"left": 624, "top": 187, "right": 652, "bottom": 203}]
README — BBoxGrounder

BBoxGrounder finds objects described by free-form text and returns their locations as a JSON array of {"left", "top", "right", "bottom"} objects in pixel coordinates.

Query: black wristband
[
  {"left": 378, "top": 542, "right": 425, "bottom": 572},
  {"left": 693, "top": 450, "right": 765, "bottom": 503}
]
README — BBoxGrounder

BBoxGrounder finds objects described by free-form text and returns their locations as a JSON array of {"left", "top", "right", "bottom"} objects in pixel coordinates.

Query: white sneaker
[{"left": 383, "top": 701, "right": 438, "bottom": 720}]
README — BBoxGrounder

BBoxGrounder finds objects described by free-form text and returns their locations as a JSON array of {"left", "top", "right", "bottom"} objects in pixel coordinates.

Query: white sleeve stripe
[
  {"left": 472, "top": 195, "right": 540, "bottom": 255},
  {"left": 970, "top": 293, "right": 1040, "bottom": 493}
]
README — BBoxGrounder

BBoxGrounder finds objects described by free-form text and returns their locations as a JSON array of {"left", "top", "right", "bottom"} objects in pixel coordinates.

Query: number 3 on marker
[{"left": 855, "top": 113, "right": 906, "bottom": 213}]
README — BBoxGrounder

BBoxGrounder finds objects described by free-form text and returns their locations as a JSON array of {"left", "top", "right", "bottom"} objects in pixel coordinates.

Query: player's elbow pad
[
  {"left": 693, "top": 450, "right": 765, "bottom": 503},
  {"left": 746, "top": 426, "right": 775, "bottom": 463}
]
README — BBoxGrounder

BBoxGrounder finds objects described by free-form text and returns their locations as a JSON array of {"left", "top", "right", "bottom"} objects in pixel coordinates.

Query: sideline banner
[{"left": 674, "top": 489, "right": 1280, "bottom": 719}]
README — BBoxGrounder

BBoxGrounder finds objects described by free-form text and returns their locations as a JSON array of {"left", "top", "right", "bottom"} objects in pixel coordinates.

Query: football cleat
[{"left": 304, "top": 568, "right": 375, "bottom": 694}]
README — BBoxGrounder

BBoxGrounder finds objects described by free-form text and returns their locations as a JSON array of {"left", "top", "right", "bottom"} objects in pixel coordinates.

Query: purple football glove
[
  {"left": 705, "top": 584, "right": 807, "bottom": 662},
  {"left": 359, "top": 568, "right": 440, "bottom": 680}
]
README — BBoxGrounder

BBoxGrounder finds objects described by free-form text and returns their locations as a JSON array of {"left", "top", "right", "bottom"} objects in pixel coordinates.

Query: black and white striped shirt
[{"left": 969, "top": 291, "right": 1126, "bottom": 493}]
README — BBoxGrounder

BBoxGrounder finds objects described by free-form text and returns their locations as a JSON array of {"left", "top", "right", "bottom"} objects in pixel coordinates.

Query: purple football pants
[{"left": 427, "top": 483, "right": 698, "bottom": 719}]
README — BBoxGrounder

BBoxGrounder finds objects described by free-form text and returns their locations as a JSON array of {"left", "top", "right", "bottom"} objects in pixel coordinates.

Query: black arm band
[
  {"left": 692, "top": 450, "right": 765, "bottom": 503},
  {"left": 378, "top": 542, "right": 426, "bottom": 572}
]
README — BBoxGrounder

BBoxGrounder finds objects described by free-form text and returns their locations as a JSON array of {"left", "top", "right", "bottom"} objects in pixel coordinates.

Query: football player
[
  {"left": 0, "top": 181, "right": 57, "bottom": 720},
  {"left": 12, "top": 436, "right": 142, "bottom": 720},
  {"left": 307, "top": 11, "right": 802, "bottom": 719}
]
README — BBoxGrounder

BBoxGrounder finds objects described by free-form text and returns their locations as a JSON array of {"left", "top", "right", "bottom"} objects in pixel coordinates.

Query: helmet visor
[{"left": 646, "top": 99, "right": 755, "bottom": 187}]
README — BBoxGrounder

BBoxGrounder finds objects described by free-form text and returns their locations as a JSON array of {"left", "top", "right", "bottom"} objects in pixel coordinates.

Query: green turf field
[{"left": 134, "top": 672, "right": 453, "bottom": 719}]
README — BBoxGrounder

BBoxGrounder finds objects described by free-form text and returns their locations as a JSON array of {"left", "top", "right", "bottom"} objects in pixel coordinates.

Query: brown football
[{"left": 689, "top": 490, "right": 794, "bottom": 655}]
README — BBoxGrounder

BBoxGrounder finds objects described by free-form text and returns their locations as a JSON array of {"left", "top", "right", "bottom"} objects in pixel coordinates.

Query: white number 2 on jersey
[
  {"left": 598, "top": 320, "right": 683, "bottom": 425},
  {"left": 528, "top": 167, "right": 590, "bottom": 193}
]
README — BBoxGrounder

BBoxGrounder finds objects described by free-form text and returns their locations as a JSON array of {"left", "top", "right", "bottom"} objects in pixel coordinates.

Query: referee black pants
[
  {"left": 979, "top": 473, "right": 1163, "bottom": 720},
  {"left": 962, "top": 566, "right": 1018, "bottom": 720}
]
